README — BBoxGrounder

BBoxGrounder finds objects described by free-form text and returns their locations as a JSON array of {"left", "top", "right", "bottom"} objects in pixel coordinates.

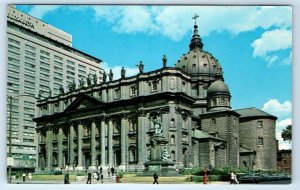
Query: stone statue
[
  {"left": 72, "top": 79, "right": 76, "bottom": 91},
  {"left": 109, "top": 69, "right": 113, "bottom": 81},
  {"left": 151, "top": 117, "right": 162, "bottom": 134},
  {"left": 79, "top": 77, "right": 85, "bottom": 88},
  {"left": 102, "top": 71, "right": 107, "bottom": 83},
  {"left": 59, "top": 85, "right": 64, "bottom": 94},
  {"left": 136, "top": 61, "right": 144, "bottom": 73},
  {"left": 161, "top": 146, "right": 171, "bottom": 161},
  {"left": 38, "top": 91, "right": 42, "bottom": 100},
  {"left": 93, "top": 74, "right": 97, "bottom": 85},
  {"left": 121, "top": 67, "right": 126, "bottom": 79},
  {"left": 87, "top": 75, "right": 92, "bottom": 86},
  {"left": 162, "top": 55, "right": 167, "bottom": 67},
  {"left": 48, "top": 87, "right": 52, "bottom": 97}
]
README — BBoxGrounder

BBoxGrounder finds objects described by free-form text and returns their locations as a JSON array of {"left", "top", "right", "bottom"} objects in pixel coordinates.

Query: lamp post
[{"left": 7, "top": 94, "right": 39, "bottom": 183}]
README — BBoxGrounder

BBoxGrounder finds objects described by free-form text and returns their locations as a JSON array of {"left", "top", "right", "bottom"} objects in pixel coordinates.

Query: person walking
[
  {"left": 86, "top": 172, "right": 92, "bottom": 184},
  {"left": 230, "top": 171, "right": 235, "bottom": 184},
  {"left": 100, "top": 172, "right": 104, "bottom": 183},
  {"left": 64, "top": 172, "right": 70, "bottom": 184},
  {"left": 111, "top": 167, "right": 115, "bottom": 176},
  {"left": 153, "top": 172, "right": 159, "bottom": 184},
  {"left": 96, "top": 172, "right": 100, "bottom": 182},
  {"left": 28, "top": 173, "right": 32, "bottom": 182},
  {"left": 22, "top": 173, "right": 26, "bottom": 182},
  {"left": 108, "top": 167, "right": 111, "bottom": 177}
]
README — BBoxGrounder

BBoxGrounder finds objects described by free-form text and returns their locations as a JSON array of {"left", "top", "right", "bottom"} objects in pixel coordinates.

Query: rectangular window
[
  {"left": 257, "top": 121, "right": 263, "bottom": 127},
  {"left": 211, "top": 118, "right": 216, "bottom": 125},
  {"left": 192, "top": 87, "right": 198, "bottom": 96},
  {"left": 67, "top": 60, "right": 75, "bottom": 66},
  {"left": 40, "top": 50, "right": 50, "bottom": 57},
  {"left": 8, "top": 44, "right": 20, "bottom": 52},
  {"left": 40, "top": 56, "right": 50, "bottom": 62},
  {"left": 8, "top": 57, "right": 20, "bottom": 64},
  {"left": 79, "top": 65, "right": 86, "bottom": 70},
  {"left": 257, "top": 137, "right": 263, "bottom": 146},
  {"left": 25, "top": 50, "right": 36, "bottom": 57},
  {"left": 8, "top": 38, "right": 20, "bottom": 45},
  {"left": 54, "top": 61, "right": 63, "bottom": 67},
  {"left": 131, "top": 85, "right": 136, "bottom": 96},
  {"left": 54, "top": 55, "right": 63, "bottom": 61},
  {"left": 67, "top": 65, "right": 75, "bottom": 71},
  {"left": 152, "top": 81, "right": 158, "bottom": 91},
  {"left": 40, "top": 62, "right": 50, "bottom": 68},
  {"left": 114, "top": 88, "right": 121, "bottom": 99},
  {"left": 25, "top": 44, "right": 36, "bottom": 51}
]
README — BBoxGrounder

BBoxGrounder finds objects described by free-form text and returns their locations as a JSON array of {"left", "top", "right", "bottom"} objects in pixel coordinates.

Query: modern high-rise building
[{"left": 6, "top": 5, "right": 102, "bottom": 173}]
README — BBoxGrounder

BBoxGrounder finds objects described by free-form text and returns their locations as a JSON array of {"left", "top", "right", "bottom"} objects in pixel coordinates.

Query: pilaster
[{"left": 89, "top": 122, "right": 97, "bottom": 170}]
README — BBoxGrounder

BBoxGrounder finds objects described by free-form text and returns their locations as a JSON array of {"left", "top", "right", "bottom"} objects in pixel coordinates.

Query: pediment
[{"left": 64, "top": 93, "right": 104, "bottom": 112}]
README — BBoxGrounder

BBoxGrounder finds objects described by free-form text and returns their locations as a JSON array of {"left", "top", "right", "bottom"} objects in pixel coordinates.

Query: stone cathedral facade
[{"left": 33, "top": 21, "right": 277, "bottom": 173}]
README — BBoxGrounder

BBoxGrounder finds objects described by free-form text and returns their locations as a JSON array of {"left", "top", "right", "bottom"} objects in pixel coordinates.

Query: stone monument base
[{"left": 138, "top": 160, "right": 179, "bottom": 176}]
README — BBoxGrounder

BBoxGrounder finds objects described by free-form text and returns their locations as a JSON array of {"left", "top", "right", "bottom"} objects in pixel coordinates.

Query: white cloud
[
  {"left": 251, "top": 29, "right": 292, "bottom": 57},
  {"left": 276, "top": 118, "right": 292, "bottom": 150},
  {"left": 28, "top": 5, "right": 61, "bottom": 19},
  {"left": 24, "top": 5, "right": 292, "bottom": 41},
  {"left": 276, "top": 118, "right": 292, "bottom": 130},
  {"left": 262, "top": 99, "right": 292, "bottom": 117},
  {"left": 282, "top": 51, "right": 292, "bottom": 65},
  {"left": 101, "top": 62, "right": 139, "bottom": 80},
  {"left": 90, "top": 5, "right": 291, "bottom": 41}
]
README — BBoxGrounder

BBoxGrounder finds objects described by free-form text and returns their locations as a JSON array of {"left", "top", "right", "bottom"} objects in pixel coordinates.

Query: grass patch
[
  {"left": 31, "top": 174, "right": 77, "bottom": 181},
  {"left": 121, "top": 174, "right": 192, "bottom": 184}
]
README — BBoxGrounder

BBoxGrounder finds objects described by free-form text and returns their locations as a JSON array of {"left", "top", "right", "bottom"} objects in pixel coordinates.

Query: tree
[{"left": 281, "top": 125, "right": 292, "bottom": 142}]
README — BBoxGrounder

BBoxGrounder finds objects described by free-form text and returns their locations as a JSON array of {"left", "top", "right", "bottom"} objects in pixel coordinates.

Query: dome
[
  {"left": 176, "top": 50, "right": 223, "bottom": 77},
  {"left": 207, "top": 80, "right": 230, "bottom": 94},
  {"left": 175, "top": 23, "right": 223, "bottom": 79}
]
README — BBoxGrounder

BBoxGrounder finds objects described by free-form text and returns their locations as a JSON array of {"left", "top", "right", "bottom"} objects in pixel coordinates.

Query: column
[
  {"left": 57, "top": 127, "right": 63, "bottom": 170},
  {"left": 89, "top": 121, "right": 97, "bottom": 170},
  {"left": 100, "top": 120, "right": 106, "bottom": 166},
  {"left": 108, "top": 120, "right": 113, "bottom": 165},
  {"left": 137, "top": 112, "right": 148, "bottom": 169},
  {"left": 68, "top": 125, "right": 75, "bottom": 170},
  {"left": 120, "top": 117, "right": 128, "bottom": 171},
  {"left": 76, "top": 123, "right": 84, "bottom": 170},
  {"left": 176, "top": 114, "right": 184, "bottom": 168},
  {"left": 46, "top": 130, "right": 53, "bottom": 171}
]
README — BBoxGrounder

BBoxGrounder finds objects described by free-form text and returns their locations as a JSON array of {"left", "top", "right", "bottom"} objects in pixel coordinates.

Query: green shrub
[
  {"left": 76, "top": 172, "right": 87, "bottom": 176},
  {"left": 53, "top": 171, "right": 62, "bottom": 175}
]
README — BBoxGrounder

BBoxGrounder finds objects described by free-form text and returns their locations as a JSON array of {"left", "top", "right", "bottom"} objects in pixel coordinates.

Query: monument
[{"left": 140, "top": 117, "right": 179, "bottom": 176}]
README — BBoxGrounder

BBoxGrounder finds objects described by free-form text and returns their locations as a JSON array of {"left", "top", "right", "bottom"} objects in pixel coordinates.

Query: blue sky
[{"left": 16, "top": 5, "right": 292, "bottom": 149}]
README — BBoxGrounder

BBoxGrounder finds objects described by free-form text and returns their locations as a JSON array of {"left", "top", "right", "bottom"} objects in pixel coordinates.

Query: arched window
[
  {"left": 171, "top": 150, "right": 176, "bottom": 161},
  {"left": 170, "top": 135, "right": 175, "bottom": 145}
]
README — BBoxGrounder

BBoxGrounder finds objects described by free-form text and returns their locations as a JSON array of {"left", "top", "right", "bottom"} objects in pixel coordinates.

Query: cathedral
[{"left": 33, "top": 19, "right": 277, "bottom": 173}]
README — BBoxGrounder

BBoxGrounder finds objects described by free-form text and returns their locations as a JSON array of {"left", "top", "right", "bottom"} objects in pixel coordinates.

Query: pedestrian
[
  {"left": 108, "top": 167, "right": 111, "bottom": 177},
  {"left": 100, "top": 172, "right": 104, "bottom": 183},
  {"left": 100, "top": 167, "right": 103, "bottom": 174},
  {"left": 230, "top": 171, "right": 235, "bottom": 184},
  {"left": 111, "top": 167, "right": 115, "bottom": 176},
  {"left": 234, "top": 173, "right": 239, "bottom": 184},
  {"left": 22, "top": 173, "right": 26, "bottom": 182},
  {"left": 96, "top": 172, "right": 100, "bottom": 182},
  {"left": 86, "top": 172, "right": 92, "bottom": 184},
  {"left": 64, "top": 172, "right": 70, "bottom": 184},
  {"left": 153, "top": 172, "right": 159, "bottom": 184},
  {"left": 28, "top": 173, "right": 32, "bottom": 182}
]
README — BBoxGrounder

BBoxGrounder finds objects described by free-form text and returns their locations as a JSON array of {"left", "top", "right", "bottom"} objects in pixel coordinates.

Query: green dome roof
[{"left": 207, "top": 80, "right": 230, "bottom": 94}]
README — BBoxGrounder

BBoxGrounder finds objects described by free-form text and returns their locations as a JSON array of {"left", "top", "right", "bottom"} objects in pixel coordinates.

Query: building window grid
[
  {"left": 8, "top": 38, "right": 21, "bottom": 45},
  {"left": 8, "top": 44, "right": 20, "bottom": 52}
]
